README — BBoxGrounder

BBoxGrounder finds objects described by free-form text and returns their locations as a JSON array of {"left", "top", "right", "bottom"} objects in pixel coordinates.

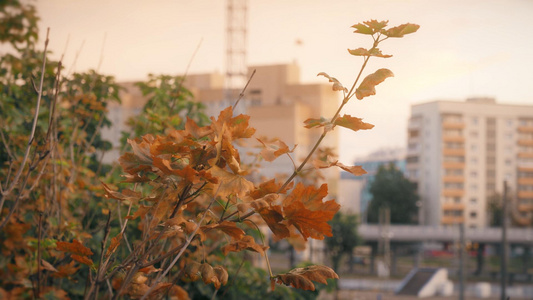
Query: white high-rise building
[{"left": 406, "top": 98, "right": 533, "bottom": 228}]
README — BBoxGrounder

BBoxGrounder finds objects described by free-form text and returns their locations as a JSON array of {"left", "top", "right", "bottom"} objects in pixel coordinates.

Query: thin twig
[
  {"left": 170, "top": 38, "right": 203, "bottom": 112},
  {"left": 96, "top": 32, "right": 107, "bottom": 73},
  {"left": 36, "top": 213, "right": 43, "bottom": 298},
  {"left": 85, "top": 212, "right": 112, "bottom": 300},
  {"left": 140, "top": 190, "right": 219, "bottom": 300},
  {"left": 232, "top": 69, "right": 256, "bottom": 110},
  {"left": 0, "top": 28, "right": 50, "bottom": 201},
  {"left": 67, "top": 39, "right": 85, "bottom": 76}
]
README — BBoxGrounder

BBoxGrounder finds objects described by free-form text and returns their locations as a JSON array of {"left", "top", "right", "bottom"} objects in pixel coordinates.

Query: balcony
[
  {"left": 442, "top": 189, "right": 465, "bottom": 197},
  {"left": 442, "top": 135, "right": 465, "bottom": 143},
  {"left": 518, "top": 166, "right": 533, "bottom": 172},
  {"left": 518, "top": 152, "right": 533, "bottom": 158},
  {"left": 518, "top": 139, "right": 533, "bottom": 147},
  {"left": 442, "top": 203, "right": 465, "bottom": 210},
  {"left": 443, "top": 148, "right": 465, "bottom": 156},
  {"left": 517, "top": 126, "right": 533, "bottom": 133},
  {"left": 442, "top": 121, "right": 465, "bottom": 130},
  {"left": 442, "top": 162, "right": 465, "bottom": 169},
  {"left": 518, "top": 178, "right": 533, "bottom": 185},
  {"left": 442, "top": 176, "right": 465, "bottom": 183},
  {"left": 518, "top": 204, "right": 533, "bottom": 212},
  {"left": 441, "top": 216, "right": 465, "bottom": 225},
  {"left": 518, "top": 191, "right": 533, "bottom": 198}
]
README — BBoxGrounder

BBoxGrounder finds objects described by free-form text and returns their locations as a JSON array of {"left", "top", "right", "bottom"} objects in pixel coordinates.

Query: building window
[
  {"left": 470, "top": 198, "right": 477, "bottom": 204},
  {"left": 470, "top": 171, "right": 478, "bottom": 178},
  {"left": 470, "top": 131, "right": 479, "bottom": 138},
  {"left": 470, "top": 211, "right": 477, "bottom": 218},
  {"left": 471, "top": 117, "right": 478, "bottom": 125}
]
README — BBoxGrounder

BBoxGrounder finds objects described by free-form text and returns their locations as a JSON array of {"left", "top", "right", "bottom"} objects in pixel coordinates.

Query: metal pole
[
  {"left": 500, "top": 180, "right": 508, "bottom": 300},
  {"left": 458, "top": 222, "right": 465, "bottom": 300}
]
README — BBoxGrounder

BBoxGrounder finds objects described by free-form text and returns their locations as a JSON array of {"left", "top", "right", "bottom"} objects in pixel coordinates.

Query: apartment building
[{"left": 406, "top": 98, "right": 533, "bottom": 228}]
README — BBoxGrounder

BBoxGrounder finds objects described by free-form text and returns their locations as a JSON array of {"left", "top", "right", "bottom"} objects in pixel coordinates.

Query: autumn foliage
[{"left": 0, "top": 10, "right": 418, "bottom": 299}]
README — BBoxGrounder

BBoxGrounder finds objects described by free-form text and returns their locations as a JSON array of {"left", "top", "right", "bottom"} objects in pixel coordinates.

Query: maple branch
[
  {"left": 85, "top": 211, "right": 112, "bottom": 300},
  {"left": 278, "top": 54, "right": 372, "bottom": 193}
]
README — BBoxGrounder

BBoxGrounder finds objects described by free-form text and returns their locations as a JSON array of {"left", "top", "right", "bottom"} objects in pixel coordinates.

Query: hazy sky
[{"left": 35, "top": 0, "right": 533, "bottom": 163}]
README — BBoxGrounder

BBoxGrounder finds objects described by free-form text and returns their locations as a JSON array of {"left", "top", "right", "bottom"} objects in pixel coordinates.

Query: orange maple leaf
[
  {"left": 106, "top": 234, "right": 122, "bottom": 257},
  {"left": 249, "top": 178, "right": 293, "bottom": 199},
  {"left": 174, "top": 164, "right": 200, "bottom": 184},
  {"left": 257, "top": 138, "right": 294, "bottom": 162},
  {"left": 184, "top": 117, "right": 213, "bottom": 139},
  {"left": 209, "top": 165, "right": 254, "bottom": 198},
  {"left": 283, "top": 201, "right": 335, "bottom": 240},
  {"left": 71, "top": 254, "right": 94, "bottom": 266},
  {"left": 221, "top": 235, "right": 268, "bottom": 256},
  {"left": 282, "top": 183, "right": 340, "bottom": 240},
  {"left": 202, "top": 221, "right": 245, "bottom": 240},
  {"left": 272, "top": 265, "right": 338, "bottom": 291},
  {"left": 256, "top": 204, "right": 290, "bottom": 239},
  {"left": 333, "top": 114, "right": 374, "bottom": 132},
  {"left": 51, "top": 261, "right": 79, "bottom": 278},
  {"left": 56, "top": 239, "right": 93, "bottom": 256},
  {"left": 355, "top": 68, "right": 394, "bottom": 100}
]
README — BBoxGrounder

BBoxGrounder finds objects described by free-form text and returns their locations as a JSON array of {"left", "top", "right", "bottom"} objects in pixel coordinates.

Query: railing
[{"left": 359, "top": 224, "right": 533, "bottom": 243}]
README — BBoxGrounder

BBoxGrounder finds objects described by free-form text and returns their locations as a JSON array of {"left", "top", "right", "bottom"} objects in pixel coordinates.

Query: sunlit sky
[{"left": 35, "top": 0, "right": 533, "bottom": 163}]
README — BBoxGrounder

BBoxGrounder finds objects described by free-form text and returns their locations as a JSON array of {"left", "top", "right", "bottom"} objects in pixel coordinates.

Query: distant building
[
  {"left": 406, "top": 97, "right": 533, "bottom": 228},
  {"left": 338, "top": 147, "right": 406, "bottom": 221}
]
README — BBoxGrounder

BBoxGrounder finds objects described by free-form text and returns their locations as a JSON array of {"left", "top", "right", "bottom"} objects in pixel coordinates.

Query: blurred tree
[
  {"left": 488, "top": 192, "right": 503, "bottom": 227},
  {"left": 325, "top": 212, "right": 362, "bottom": 272},
  {"left": 367, "top": 163, "right": 419, "bottom": 224},
  {"left": 127, "top": 74, "right": 209, "bottom": 137}
]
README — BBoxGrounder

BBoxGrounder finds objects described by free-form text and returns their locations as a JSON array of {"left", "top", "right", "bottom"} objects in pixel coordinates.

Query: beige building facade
[{"left": 406, "top": 98, "right": 533, "bottom": 228}]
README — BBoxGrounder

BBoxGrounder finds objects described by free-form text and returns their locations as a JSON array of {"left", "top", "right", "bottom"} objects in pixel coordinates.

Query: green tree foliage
[
  {"left": 367, "top": 163, "right": 419, "bottom": 224},
  {"left": 0, "top": 0, "right": 39, "bottom": 49},
  {"left": 128, "top": 73, "right": 209, "bottom": 137},
  {"left": 325, "top": 212, "right": 362, "bottom": 272}
]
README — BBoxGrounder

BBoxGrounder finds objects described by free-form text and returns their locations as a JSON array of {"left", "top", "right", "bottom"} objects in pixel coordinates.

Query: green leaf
[
  {"left": 352, "top": 20, "right": 389, "bottom": 35},
  {"left": 383, "top": 23, "right": 420, "bottom": 38},
  {"left": 348, "top": 47, "right": 392, "bottom": 58},
  {"left": 351, "top": 23, "right": 373, "bottom": 35}
]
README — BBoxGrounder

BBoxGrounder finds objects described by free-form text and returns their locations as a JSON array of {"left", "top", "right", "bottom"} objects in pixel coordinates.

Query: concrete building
[{"left": 406, "top": 97, "right": 533, "bottom": 228}]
